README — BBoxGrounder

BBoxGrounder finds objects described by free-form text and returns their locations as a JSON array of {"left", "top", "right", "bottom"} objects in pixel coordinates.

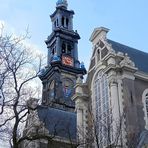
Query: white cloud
[
  {"left": 0, "top": 20, "right": 46, "bottom": 57},
  {"left": 0, "top": 20, "right": 45, "bottom": 100}
]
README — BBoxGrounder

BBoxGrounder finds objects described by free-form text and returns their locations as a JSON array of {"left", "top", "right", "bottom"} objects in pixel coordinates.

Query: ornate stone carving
[
  {"left": 25, "top": 98, "right": 48, "bottom": 137},
  {"left": 108, "top": 75, "right": 118, "bottom": 87},
  {"left": 120, "top": 53, "right": 135, "bottom": 67},
  {"left": 27, "top": 98, "right": 39, "bottom": 110},
  {"left": 76, "top": 74, "right": 83, "bottom": 84}
]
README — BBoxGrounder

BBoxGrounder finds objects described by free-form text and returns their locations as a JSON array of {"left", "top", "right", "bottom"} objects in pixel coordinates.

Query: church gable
[
  {"left": 89, "top": 27, "right": 109, "bottom": 43},
  {"left": 108, "top": 39, "right": 148, "bottom": 74},
  {"left": 89, "top": 26, "right": 148, "bottom": 75}
]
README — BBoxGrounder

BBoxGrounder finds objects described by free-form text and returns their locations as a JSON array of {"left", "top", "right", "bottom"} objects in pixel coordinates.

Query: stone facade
[{"left": 74, "top": 27, "right": 148, "bottom": 148}]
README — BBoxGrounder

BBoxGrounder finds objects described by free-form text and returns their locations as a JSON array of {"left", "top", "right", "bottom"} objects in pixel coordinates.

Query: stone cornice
[
  {"left": 103, "top": 51, "right": 116, "bottom": 62},
  {"left": 104, "top": 64, "right": 116, "bottom": 74},
  {"left": 90, "top": 27, "right": 109, "bottom": 42},
  {"left": 72, "top": 93, "right": 89, "bottom": 102},
  {"left": 135, "top": 71, "right": 148, "bottom": 81},
  {"left": 39, "top": 62, "right": 86, "bottom": 81}
]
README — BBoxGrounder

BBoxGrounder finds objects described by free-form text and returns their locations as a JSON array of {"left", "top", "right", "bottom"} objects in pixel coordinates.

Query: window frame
[
  {"left": 142, "top": 89, "right": 148, "bottom": 129},
  {"left": 92, "top": 70, "right": 112, "bottom": 147}
]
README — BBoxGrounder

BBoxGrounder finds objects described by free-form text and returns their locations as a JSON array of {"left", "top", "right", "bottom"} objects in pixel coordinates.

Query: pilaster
[
  {"left": 56, "top": 36, "right": 60, "bottom": 56},
  {"left": 72, "top": 76, "right": 89, "bottom": 148},
  {"left": 109, "top": 76, "right": 120, "bottom": 121}
]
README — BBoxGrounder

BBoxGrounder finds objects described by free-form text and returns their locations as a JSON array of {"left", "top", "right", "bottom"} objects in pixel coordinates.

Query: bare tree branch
[{"left": 0, "top": 27, "right": 43, "bottom": 148}]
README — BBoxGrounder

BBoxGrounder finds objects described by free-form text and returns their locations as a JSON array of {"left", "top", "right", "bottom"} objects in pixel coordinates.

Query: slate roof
[
  {"left": 37, "top": 106, "right": 76, "bottom": 140},
  {"left": 108, "top": 39, "right": 148, "bottom": 73}
]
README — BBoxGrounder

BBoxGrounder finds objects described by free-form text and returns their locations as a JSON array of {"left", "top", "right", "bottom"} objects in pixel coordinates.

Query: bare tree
[
  {"left": 76, "top": 105, "right": 141, "bottom": 148},
  {"left": 0, "top": 26, "right": 44, "bottom": 148},
  {"left": 0, "top": 26, "right": 81, "bottom": 148},
  {"left": 76, "top": 105, "right": 128, "bottom": 148}
]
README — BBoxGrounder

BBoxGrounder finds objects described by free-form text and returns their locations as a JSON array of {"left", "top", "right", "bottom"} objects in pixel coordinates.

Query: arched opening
[
  {"left": 93, "top": 71, "right": 112, "bottom": 147},
  {"left": 54, "top": 21, "right": 56, "bottom": 28},
  {"left": 62, "top": 17, "right": 64, "bottom": 26},
  {"left": 101, "top": 47, "right": 108, "bottom": 59},
  {"left": 142, "top": 89, "right": 148, "bottom": 129},
  {"left": 96, "top": 40, "right": 109, "bottom": 62},
  {"left": 62, "top": 42, "right": 72, "bottom": 55},
  {"left": 145, "top": 93, "right": 148, "bottom": 117},
  {"left": 52, "top": 47, "right": 55, "bottom": 55},
  {"left": 62, "top": 43, "right": 66, "bottom": 53},
  {"left": 67, "top": 45, "right": 71, "bottom": 54},
  {"left": 97, "top": 50, "right": 100, "bottom": 61},
  {"left": 66, "top": 18, "right": 69, "bottom": 28},
  {"left": 56, "top": 19, "right": 59, "bottom": 27}
]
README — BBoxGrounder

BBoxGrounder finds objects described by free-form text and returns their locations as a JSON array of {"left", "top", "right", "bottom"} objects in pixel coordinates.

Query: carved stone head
[{"left": 27, "top": 98, "right": 39, "bottom": 110}]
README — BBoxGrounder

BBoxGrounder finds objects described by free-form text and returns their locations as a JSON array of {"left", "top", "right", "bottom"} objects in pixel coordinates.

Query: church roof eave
[{"left": 38, "top": 62, "right": 87, "bottom": 81}]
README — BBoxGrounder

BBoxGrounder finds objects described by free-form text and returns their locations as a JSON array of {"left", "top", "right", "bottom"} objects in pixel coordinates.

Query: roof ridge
[{"left": 108, "top": 39, "right": 148, "bottom": 55}]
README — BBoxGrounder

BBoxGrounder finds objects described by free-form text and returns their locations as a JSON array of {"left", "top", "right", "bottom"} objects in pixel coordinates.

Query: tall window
[
  {"left": 62, "top": 17, "right": 64, "bottom": 26},
  {"left": 145, "top": 93, "right": 148, "bottom": 116},
  {"left": 61, "top": 17, "right": 69, "bottom": 28},
  {"left": 93, "top": 71, "right": 112, "bottom": 147},
  {"left": 96, "top": 40, "right": 109, "bottom": 62},
  {"left": 143, "top": 89, "right": 148, "bottom": 129},
  {"left": 66, "top": 18, "right": 69, "bottom": 28}
]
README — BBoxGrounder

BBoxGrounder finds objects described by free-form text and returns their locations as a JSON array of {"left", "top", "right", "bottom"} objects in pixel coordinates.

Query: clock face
[{"left": 62, "top": 56, "right": 73, "bottom": 66}]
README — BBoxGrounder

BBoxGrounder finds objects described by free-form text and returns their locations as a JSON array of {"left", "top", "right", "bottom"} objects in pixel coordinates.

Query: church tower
[
  {"left": 39, "top": 0, "right": 86, "bottom": 112},
  {"left": 21, "top": 1, "right": 87, "bottom": 147},
  {"left": 22, "top": 1, "right": 86, "bottom": 147}
]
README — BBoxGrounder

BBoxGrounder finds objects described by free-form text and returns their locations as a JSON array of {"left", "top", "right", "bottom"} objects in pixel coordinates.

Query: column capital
[{"left": 109, "top": 76, "right": 118, "bottom": 86}]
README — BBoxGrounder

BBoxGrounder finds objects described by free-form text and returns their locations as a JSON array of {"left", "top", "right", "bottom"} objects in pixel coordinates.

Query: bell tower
[
  {"left": 39, "top": 0, "right": 86, "bottom": 112},
  {"left": 47, "top": 0, "right": 80, "bottom": 68}
]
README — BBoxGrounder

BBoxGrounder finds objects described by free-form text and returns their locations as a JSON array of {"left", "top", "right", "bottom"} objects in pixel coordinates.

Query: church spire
[
  {"left": 56, "top": 0, "right": 68, "bottom": 9},
  {"left": 39, "top": 0, "right": 86, "bottom": 107}
]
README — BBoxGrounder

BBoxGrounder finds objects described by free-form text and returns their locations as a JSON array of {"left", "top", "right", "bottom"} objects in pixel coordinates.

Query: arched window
[
  {"left": 142, "top": 89, "right": 148, "bottom": 129},
  {"left": 145, "top": 94, "right": 148, "bottom": 115},
  {"left": 56, "top": 19, "right": 59, "bottom": 26},
  {"left": 49, "top": 80, "right": 55, "bottom": 100},
  {"left": 67, "top": 45, "right": 71, "bottom": 54},
  {"left": 54, "top": 21, "right": 56, "bottom": 28},
  {"left": 66, "top": 18, "right": 69, "bottom": 28},
  {"left": 93, "top": 71, "right": 112, "bottom": 147},
  {"left": 62, "top": 17, "right": 64, "bottom": 26},
  {"left": 62, "top": 43, "right": 66, "bottom": 53},
  {"left": 97, "top": 50, "right": 100, "bottom": 61},
  {"left": 62, "top": 42, "right": 72, "bottom": 55},
  {"left": 96, "top": 40, "right": 109, "bottom": 62},
  {"left": 52, "top": 47, "right": 55, "bottom": 55},
  {"left": 101, "top": 47, "right": 108, "bottom": 59}
]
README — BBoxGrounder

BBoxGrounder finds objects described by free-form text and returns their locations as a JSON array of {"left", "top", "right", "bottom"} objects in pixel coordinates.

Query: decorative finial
[
  {"left": 51, "top": 53, "right": 60, "bottom": 62},
  {"left": 56, "top": 0, "right": 68, "bottom": 9},
  {"left": 38, "top": 68, "right": 46, "bottom": 76},
  {"left": 80, "top": 62, "right": 85, "bottom": 69},
  {"left": 76, "top": 74, "right": 83, "bottom": 84}
]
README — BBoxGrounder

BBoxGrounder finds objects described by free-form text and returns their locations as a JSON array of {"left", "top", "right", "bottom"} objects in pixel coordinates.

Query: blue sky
[
  {"left": 0, "top": 0, "right": 148, "bottom": 69},
  {"left": 0, "top": 1, "right": 148, "bottom": 147}
]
